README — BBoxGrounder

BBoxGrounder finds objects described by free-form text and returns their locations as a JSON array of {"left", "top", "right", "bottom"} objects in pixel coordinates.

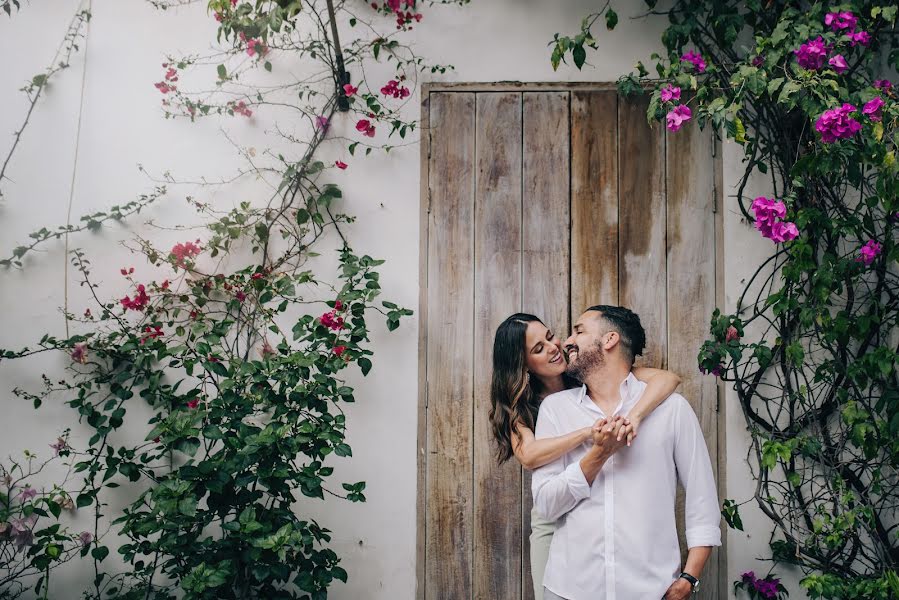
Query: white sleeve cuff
[
  {"left": 686, "top": 526, "right": 722, "bottom": 549},
  {"left": 564, "top": 461, "right": 591, "bottom": 500}
]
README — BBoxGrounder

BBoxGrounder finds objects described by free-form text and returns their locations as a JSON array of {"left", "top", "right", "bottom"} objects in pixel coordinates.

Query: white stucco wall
[{"left": 0, "top": 1, "right": 800, "bottom": 598}]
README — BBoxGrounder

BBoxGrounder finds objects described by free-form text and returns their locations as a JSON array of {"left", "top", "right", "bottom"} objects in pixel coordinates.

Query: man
[{"left": 532, "top": 305, "right": 721, "bottom": 600}]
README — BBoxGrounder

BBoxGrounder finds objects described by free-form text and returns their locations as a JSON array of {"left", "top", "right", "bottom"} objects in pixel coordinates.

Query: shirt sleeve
[
  {"left": 531, "top": 400, "right": 591, "bottom": 521},
  {"left": 673, "top": 396, "right": 723, "bottom": 548}
]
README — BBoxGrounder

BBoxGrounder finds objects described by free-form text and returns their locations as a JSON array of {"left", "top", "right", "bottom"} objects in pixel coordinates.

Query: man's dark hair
[{"left": 585, "top": 305, "right": 646, "bottom": 366}]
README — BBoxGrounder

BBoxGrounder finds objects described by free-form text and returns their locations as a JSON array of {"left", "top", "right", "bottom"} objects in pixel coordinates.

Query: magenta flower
[
  {"left": 355, "top": 119, "right": 376, "bottom": 137},
  {"left": 121, "top": 284, "right": 149, "bottom": 311},
  {"left": 246, "top": 38, "right": 267, "bottom": 57},
  {"left": 71, "top": 343, "right": 88, "bottom": 364},
  {"left": 666, "top": 105, "right": 692, "bottom": 132},
  {"left": 874, "top": 79, "right": 892, "bottom": 90},
  {"left": 380, "top": 79, "right": 411, "bottom": 99},
  {"left": 154, "top": 81, "right": 175, "bottom": 94},
  {"left": 314, "top": 115, "right": 330, "bottom": 131},
  {"left": 794, "top": 37, "right": 828, "bottom": 70},
  {"left": 680, "top": 50, "right": 707, "bottom": 73},
  {"left": 335, "top": 160, "right": 348, "bottom": 170},
  {"left": 725, "top": 326, "right": 740, "bottom": 343},
  {"left": 751, "top": 55, "right": 765, "bottom": 67},
  {"left": 49, "top": 437, "right": 67, "bottom": 456},
  {"left": 19, "top": 487, "right": 37, "bottom": 502},
  {"left": 171, "top": 241, "right": 202, "bottom": 269},
  {"left": 187, "top": 399, "right": 200, "bottom": 409},
  {"left": 660, "top": 84, "right": 681, "bottom": 102},
  {"left": 825, "top": 11, "right": 857, "bottom": 32},
  {"left": 814, "top": 104, "right": 861, "bottom": 143},
  {"left": 230, "top": 101, "right": 252, "bottom": 118},
  {"left": 857, "top": 240, "right": 882, "bottom": 265},
  {"left": 78, "top": 531, "right": 93, "bottom": 547},
  {"left": 320, "top": 310, "right": 345, "bottom": 330},
  {"left": 343, "top": 84, "right": 358, "bottom": 97},
  {"left": 863, "top": 96, "right": 884, "bottom": 121},
  {"left": 848, "top": 30, "right": 871, "bottom": 47},
  {"left": 828, "top": 54, "right": 848, "bottom": 74},
  {"left": 751, "top": 196, "right": 799, "bottom": 243}
]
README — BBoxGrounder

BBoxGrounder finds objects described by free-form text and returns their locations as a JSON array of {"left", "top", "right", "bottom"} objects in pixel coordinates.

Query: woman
[{"left": 489, "top": 313, "right": 682, "bottom": 600}]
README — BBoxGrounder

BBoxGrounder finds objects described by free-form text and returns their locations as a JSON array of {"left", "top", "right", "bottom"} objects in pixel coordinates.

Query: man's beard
[{"left": 565, "top": 340, "right": 606, "bottom": 382}]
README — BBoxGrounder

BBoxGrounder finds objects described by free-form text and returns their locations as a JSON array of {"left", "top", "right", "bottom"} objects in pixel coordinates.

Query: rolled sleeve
[{"left": 673, "top": 396, "right": 723, "bottom": 549}]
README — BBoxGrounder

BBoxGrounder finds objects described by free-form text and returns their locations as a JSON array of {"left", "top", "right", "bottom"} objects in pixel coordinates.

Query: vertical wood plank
[
  {"left": 666, "top": 117, "right": 721, "bottom": 600},
  {"left": 473, "top": 92, "right": 524, "bottom": 600},
  {"left": 522, "top": 91, "right": 571, "bottom": 600},
  {"left": 426, "top": 91, "right": 476, "bottom": 600},
  {"left": 713, "top": 135, "right": 728, "bottom": 597},
  {"left": 619, "top": 95, "right": 667, "bottom": 369},
  {"left": 571, "top": 90, "right": 619, "bottom": 318},
  {"left": 415, "top": 89, "right": 431, "bottom": 600}
]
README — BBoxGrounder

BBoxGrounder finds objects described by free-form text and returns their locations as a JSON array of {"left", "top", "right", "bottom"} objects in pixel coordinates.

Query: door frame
[{"left": 415, "top": 81, "right": 727, "bottom": 599}]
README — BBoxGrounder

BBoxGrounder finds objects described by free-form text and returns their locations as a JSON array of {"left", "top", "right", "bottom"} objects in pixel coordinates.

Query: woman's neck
[{"left": 537, "top": 374, "right": 566, "bottom": 399}]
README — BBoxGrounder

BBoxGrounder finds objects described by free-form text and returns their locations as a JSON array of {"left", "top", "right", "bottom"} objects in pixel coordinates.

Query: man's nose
[{"left": 563, "top": 333, "right": 575, "bottom": 350}]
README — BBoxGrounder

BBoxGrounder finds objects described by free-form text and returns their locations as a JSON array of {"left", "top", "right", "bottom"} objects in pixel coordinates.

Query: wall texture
[{"left": 0, "top": 1, "right": 803, "bottom": 597}]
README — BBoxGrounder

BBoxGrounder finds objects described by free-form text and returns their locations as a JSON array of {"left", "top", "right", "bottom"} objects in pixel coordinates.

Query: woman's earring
[{"left": 525, "top": 372, "right": 530, "bottom": 383}]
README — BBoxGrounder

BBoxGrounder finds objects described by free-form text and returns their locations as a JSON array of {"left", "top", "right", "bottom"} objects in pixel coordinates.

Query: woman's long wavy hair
[{"left": 489, "top": 313, "right": 547, "bottom": 464}]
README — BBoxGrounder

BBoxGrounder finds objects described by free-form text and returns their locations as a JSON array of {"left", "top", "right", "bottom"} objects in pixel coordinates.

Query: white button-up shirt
[{"left": 532, "top": 373, "right": 721, "bottom": 600}]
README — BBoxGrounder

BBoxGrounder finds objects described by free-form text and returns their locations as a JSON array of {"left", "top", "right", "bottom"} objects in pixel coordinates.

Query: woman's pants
[{"left": 529, "top": 506, "right": 556, "bottom": 600}]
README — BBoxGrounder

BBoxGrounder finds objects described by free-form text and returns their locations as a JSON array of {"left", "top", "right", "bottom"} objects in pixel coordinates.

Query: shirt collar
[{"left": 577, "top": 371, "right": 643, "bottom": 417}]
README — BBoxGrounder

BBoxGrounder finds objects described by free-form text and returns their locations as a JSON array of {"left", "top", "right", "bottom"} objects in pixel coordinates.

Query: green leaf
[
  {"left": 217, "top": 64, "right": 227, "bottom": 80},
  {"left": 605, "top": 8, "right": 618, "bottom": 30},
  {"left": 572, "top": 44, "right": 587, "bottom": 70}
]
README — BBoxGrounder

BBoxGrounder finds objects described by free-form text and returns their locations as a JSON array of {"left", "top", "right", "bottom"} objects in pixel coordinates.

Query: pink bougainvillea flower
[
  {"left": 751, "top": 55, "right": 765, "bottom": 67},
  {"left": 660, "top": 84, "right": 681, "bottom": 102},
  {"left": 769, "top": 221, "right": 799, "bottom": 243},
  {"left": 332, "top": 345, "right": 347, "bottom": 357},
  {"left": 140, "top": 325, "right": 163, "bottom": 345},
  {"left": 343, "top": 84, "right": 358, "bottom": 97},
  {"left": 186, "top": 399, "right": 200, "bottom": 409},
  {"left": 246, "top": 38, "right": 268, "bottom": 57},
  {"left": 334, "top": 300, "right": 344, "bottom": 311},
  {"left": 856, "top": 240, "right": 882, "bottom": 265},
  {"left": 8, "top": 514, "right": 37, "bottom": 550},
  {"left": 154, "top": 82, "right": 175, "bottom": 94},
  {"left": 71, "top": 343, "right": 88, "bottom": 364},
  {"left": 251, "top": 272, "right": 265, "bottom": 280},
  {"left": 665, "top": 105, "right": 692, "bottom": 132},
  {"left": 680, "top": 50, "right": 707, "bottom": 73},
  {"left": 793, "top": 37, "right": 828, "bottom": 70},
  {"left": 214, "top": 11, "right": 223, "bottom": 22},
  {"left": 320, "top": 310, "right": 345, "bottom": 330},
  {"left": 164, "top": 67, "right": 178, "bottom": 82},
  {"left": 335, "top": 160, "right": 348, "bottom": 170},
  {"left": 725, "top": 326, "right": 740, "bottom": 343},
  {"left": 19, "top": 487, "right": 37, "bottom": 501},
  {"left": 120, "top": 267, "right": 134, "bottom": 276},
  {"left": 863, "top": 96, "right": 884, "bottom": 121},
  {"left": 49, "top": 437, "right": 67, "bottom": 456},
  {"left": 235, "top": 290, "right": 246, "bottom": 302},
  {"left": 315, "top": 115, "right": 330, "bottom": 131},
  {"left": 84, "top": 308, "right": 92, "bottom": 318},
  {"left": 380, "top": 79, "right": 411, "bottom": 99},
  {"left": 700, "top": 364, "right": 723, "bottom": 377},
  {"left": 751, "top": 196, "right": 798, "bottom": 243},
  {"left": 874, "top": 79, "right": 892, "bottom": 90},
  {"left": 171, "top": 241, "right": 202, "bottom": 269},
  {"left": 260, "top": 341, "right": 275, "bottom": 357},
  {"left": 230, "top": 101, "right": 253, "bottom": 118},
  {"left": 355, "top": 118, "right": 376, "bottom": 137},
  {"left": 814, "top": 103, "right": 861, "bottom": 143},
  {"left": 848, "top": 30, "right": 871, "bottom": 47},
  {"left": 230, "top": 0, "right": 237, "bottom": 5},
  {"left": 825, "top": 10, "right": 857, "bottom": 32},
  {"left": 121, "top": 284, "right": 149, "bottom": 311},
  {"left": 828, "top": 54, "right": 848, "bottom": 74},
  {"left": 78, "top": 531, "right": 93, "bottom": 547}
]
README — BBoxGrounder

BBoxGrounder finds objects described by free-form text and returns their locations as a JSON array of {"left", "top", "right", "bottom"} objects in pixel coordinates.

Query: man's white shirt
[{"left": 532, "top": 373, "right": 721, "bottom": 600}]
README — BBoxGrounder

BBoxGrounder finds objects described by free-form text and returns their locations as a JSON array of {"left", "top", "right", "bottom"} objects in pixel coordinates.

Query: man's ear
[{"left": 603, "top": 331, "right": 620, "bottom": 352}]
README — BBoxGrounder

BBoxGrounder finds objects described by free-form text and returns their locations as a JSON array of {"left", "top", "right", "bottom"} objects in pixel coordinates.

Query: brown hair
[{"left": 488, "top": 313, "right": 545, "bottom": 463}]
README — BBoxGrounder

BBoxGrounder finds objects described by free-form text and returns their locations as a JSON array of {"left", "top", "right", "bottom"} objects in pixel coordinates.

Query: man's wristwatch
[{"left": 678, "top": 572, "right": 700, "bottom": 594}]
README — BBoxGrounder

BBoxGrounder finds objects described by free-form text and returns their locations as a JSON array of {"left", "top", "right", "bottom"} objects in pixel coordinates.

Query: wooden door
[{"left": 417, "top": 84, "right": 724, "bottom": 600}]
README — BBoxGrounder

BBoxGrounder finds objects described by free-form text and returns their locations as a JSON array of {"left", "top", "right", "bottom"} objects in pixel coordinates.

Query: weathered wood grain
[
  {"left": 473, "top": 92, "right": 524, "bottom": 600},
  {"left": 521, "top": 91, "right": 571, "bottom": 600},
  {"left": 425, "top": 91, "right": 476, "bottom": 600}
]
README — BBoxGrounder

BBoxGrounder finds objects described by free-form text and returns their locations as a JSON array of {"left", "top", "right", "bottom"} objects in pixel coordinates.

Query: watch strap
[{"left": 678, "top": 572, "right": 699, "bottom": 590}]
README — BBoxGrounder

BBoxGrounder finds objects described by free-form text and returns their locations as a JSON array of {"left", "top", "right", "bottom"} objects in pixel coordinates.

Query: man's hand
[
  {"left": 663, "top": 577, "right": 693, "bottom": 599},
  {"left": 616, "top": 415, "right": 641, "bottom": 446},
  {"left": 590, "top": 415, "right": 627, "bottom": 458}
]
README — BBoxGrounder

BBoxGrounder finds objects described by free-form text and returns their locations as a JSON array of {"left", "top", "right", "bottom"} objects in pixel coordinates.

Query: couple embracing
[{"left": 489, "top": 305, "right": 721, "bottom": 600}]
